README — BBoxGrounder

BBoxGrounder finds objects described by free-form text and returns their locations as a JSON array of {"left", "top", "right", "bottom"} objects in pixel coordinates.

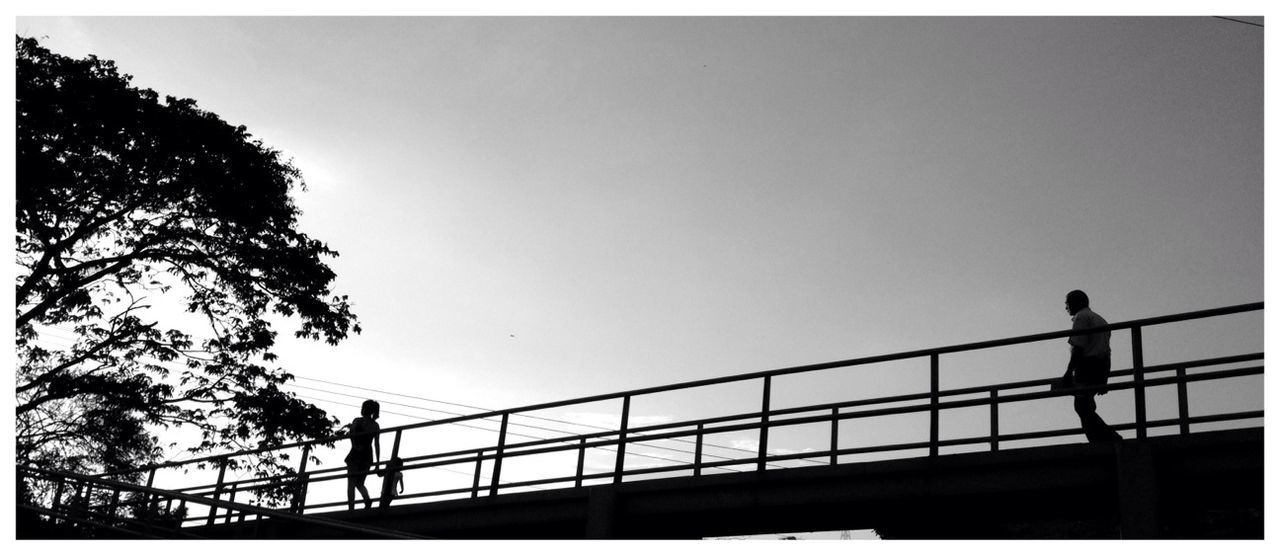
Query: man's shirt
[{"left": 1069, "top": 307, "right": 1111, "bottom": 358}]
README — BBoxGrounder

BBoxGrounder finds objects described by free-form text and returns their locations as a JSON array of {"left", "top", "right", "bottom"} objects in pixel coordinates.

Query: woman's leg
[{"left": 354, "top": 475, "right": 371, "bottom": 508}]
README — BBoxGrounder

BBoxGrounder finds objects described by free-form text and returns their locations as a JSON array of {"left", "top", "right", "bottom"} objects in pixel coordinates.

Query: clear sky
[
  {"left": 11, "top": 14, "right": 1268, "bottom": 535},
  {"left": 17, "top": 13, "right": 1264, "bottom": 413}
]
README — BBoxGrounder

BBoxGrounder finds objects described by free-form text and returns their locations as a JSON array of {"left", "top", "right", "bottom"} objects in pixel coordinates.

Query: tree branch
[
  {"left": 15, "top": 331, "right": 132, "bottom": 395},
  {"left": 15, "top": 193, "right": 125, "bottom": 304}
]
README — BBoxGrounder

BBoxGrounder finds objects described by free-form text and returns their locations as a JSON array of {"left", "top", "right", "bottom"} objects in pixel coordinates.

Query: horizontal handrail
[
  {"left": 66, "top": 301, "right": 1260, "bottom": 526},
  {"left": 153, "top": 353, "right": 1265, "bottom": 495},
  {"left": 107, "top": 302, "right": 1262, "bottom": 477},
  {"left": 17, "top": 503, "right": 184, "bottom": 539},
  {"left": 217, "top": 361, "right": 1265, "bottom": 505}
]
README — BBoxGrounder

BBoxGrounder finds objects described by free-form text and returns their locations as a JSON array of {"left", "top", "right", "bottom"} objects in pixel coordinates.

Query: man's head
[
  {"left": 361, "top": 399, "right": 381, "bottom": 420},
  {"left": 1065, "top": 290, "right": 1090, "bottom": 315}
]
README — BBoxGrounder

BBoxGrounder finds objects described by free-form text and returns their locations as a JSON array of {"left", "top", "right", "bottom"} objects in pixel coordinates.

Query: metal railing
[
  {"left": 80, "top": 302, "right": 1263, "bottom": 524},
  {"left": 16, "top": 465, "right": 432, "bottom": 538}
]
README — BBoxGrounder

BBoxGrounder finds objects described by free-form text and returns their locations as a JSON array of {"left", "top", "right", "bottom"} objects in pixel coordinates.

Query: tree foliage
[{"left": 15, "top": 36, "right": 360, "bottom": 483}]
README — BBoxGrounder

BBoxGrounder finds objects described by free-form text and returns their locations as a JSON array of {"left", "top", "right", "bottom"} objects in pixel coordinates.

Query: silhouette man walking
[
  {"left": 1060, "top": 290, "right": 1123, "bottom": 443},
  {"left": 344, "top": 400, "right": 381, "bottom": 510}
]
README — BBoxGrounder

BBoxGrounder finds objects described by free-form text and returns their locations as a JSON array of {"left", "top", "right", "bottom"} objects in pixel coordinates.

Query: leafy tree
[{"left": 15, "top": 36, "right": 360, "bottom": 489}]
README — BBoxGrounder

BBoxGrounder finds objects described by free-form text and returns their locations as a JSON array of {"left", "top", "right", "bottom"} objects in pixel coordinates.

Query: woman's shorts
[{"left": 345, "top": 451, "right": 373, "bottom": 479}]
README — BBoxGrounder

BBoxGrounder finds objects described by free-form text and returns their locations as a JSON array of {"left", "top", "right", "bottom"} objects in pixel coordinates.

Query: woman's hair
[{"left": 361, "top": 399, "right": 380, "bottom": 419}]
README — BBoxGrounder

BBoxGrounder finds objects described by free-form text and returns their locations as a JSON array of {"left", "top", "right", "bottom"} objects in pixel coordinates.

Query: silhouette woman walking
[{"left": 344, "top": 399, "right": 381, "bottom": 510}]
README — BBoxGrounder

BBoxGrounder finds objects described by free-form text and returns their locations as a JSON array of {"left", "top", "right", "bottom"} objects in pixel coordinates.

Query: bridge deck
[
  {"left": 189, "top": 427, "right": 1262, "bottom": 539},
  {"left": 28, "top": 303, "right": 1260, "bottom": 539}
]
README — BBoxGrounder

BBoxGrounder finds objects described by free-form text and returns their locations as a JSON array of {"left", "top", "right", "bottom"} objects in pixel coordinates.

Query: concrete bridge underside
[{"left": 193, "top": 427, "right": 1262, "bottom": 539}]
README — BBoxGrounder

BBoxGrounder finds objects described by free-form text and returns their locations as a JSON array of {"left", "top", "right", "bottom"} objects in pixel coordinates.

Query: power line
[
  {"left": 290, "top": 374, "right": 829, "bottom": 463},
  {"left": 22, "top": 332, "right": 823, "bottom": 469},
  {"left": 35, "top": 323, "right": 719, "bottom": 441},
  {"left": 290, "top": 395, "right": 550, "bottom": 492},
  {"left": 297, "top": 391, "right": 558, "bottom": 443},
  {"left": 291, "top": 383, "right": 618, "bottom": 440},
  {"left": 24, "top": 330, "right": 575, "bottom": 449},
  {"left": 28, "top": 347, "right": 764, "bottom": 474},
  {"left": 294, "top": 388, "right": 784, "bottom": 471},
  {"left": 294, "top": 395, "right": 553, "bottom": 492},
  {"left": 1213, "top": 16, "right": 1263, "bottom": 28},
  {"left": 26, "top": 322, "right": 828, "bottom": 468},
  {"left": 297, "top": 393, "right": 743, "bottom": 474},
  {"left": 294, "top": 374, "right": 498, "bottom": 415}
]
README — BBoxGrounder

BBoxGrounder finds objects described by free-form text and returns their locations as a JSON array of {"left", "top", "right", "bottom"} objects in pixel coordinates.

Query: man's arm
[
  {"left": 1066, "top": 313, "right": 1092, "bottom": 374},
  {"left": 1067, "top": 345, "right": 1084, "bottom": 372}
]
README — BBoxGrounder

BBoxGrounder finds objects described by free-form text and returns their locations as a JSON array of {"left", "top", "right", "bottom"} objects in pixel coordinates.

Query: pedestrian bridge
[{"left": 17, "top": 302, "right": 1264, "bottom": 539}]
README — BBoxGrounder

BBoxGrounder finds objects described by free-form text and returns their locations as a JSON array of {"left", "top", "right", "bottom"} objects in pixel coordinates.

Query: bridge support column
[
  {"left": 584, "top": 488, "right": 618, "bottom": 539},
  {"left": 1115, "top": 442, "right": 1160, "bottom": 539}
]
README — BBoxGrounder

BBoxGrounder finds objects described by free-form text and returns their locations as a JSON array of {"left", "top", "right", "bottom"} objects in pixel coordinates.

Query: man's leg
[
  {"left": 1074, "top": 393, "right": 1099, "bottom": 441},
  {"left": 1074, "top": 392, "right": 1120, "bottom": 442}
]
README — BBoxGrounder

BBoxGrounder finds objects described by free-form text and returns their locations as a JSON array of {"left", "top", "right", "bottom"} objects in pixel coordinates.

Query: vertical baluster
[
  {"left": 1132, "top": 327, "right": 1147, "bottom": 439},
  {"left": 930, "top": 354, "right": 940, "bottom": 457},
  {"left": 88, "top": 484, "right": 99, "bottom": 519},
  {"left": 206, "top": 459, "right": 227, "bottom": 526},
  {"left": 294, "top": 445, "right": 311, "bottom": 514},
  {"left": 224, "top": 484, "right": 237, "bottom": 524},
  {"left": 175, "top": 499, "right": 187, "bottom": 533},
  {"left": 489, "top": 413, "right": 510, "bottom": 496},
  {"left": 1176, "top": 366, "right": 1191, "bottom": 435},
  {"left": 575, "top": 438, "right": 587, "bottom": 488},
  {"left": 694, "top": 424, "right": 705, "bottom": 477},
  {"left": 472, "top": 450, "right": 484, "bottom": 498},
  {"left": 74, "top": 484, "right": 86, "bottom": 520},
  {"left": 830, "top": 407, "right": 840, "bottom": 465},
  {"left": 140, "top": 469, "right": 157, "bottom": 534},
  {"left": 613, "top": 396, "right": 631, "bottom": 484},
  {"left": 989, "top": 388, "right": 1000, "bottom": 452},
  {"left": 387, "top": 429, "right": 402, "bottom": 506},
  {"left": 108, "top": 487, "right": 120, "bottom": 521},
  {"left": 758, "top": 376, "right": 771, "bottom": 472},
  {"left": 50, "top": 477, "right": 65, "bottom": 524},
  {"left": 164, "top": 497, "right": 174, "bottom": 534}
]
